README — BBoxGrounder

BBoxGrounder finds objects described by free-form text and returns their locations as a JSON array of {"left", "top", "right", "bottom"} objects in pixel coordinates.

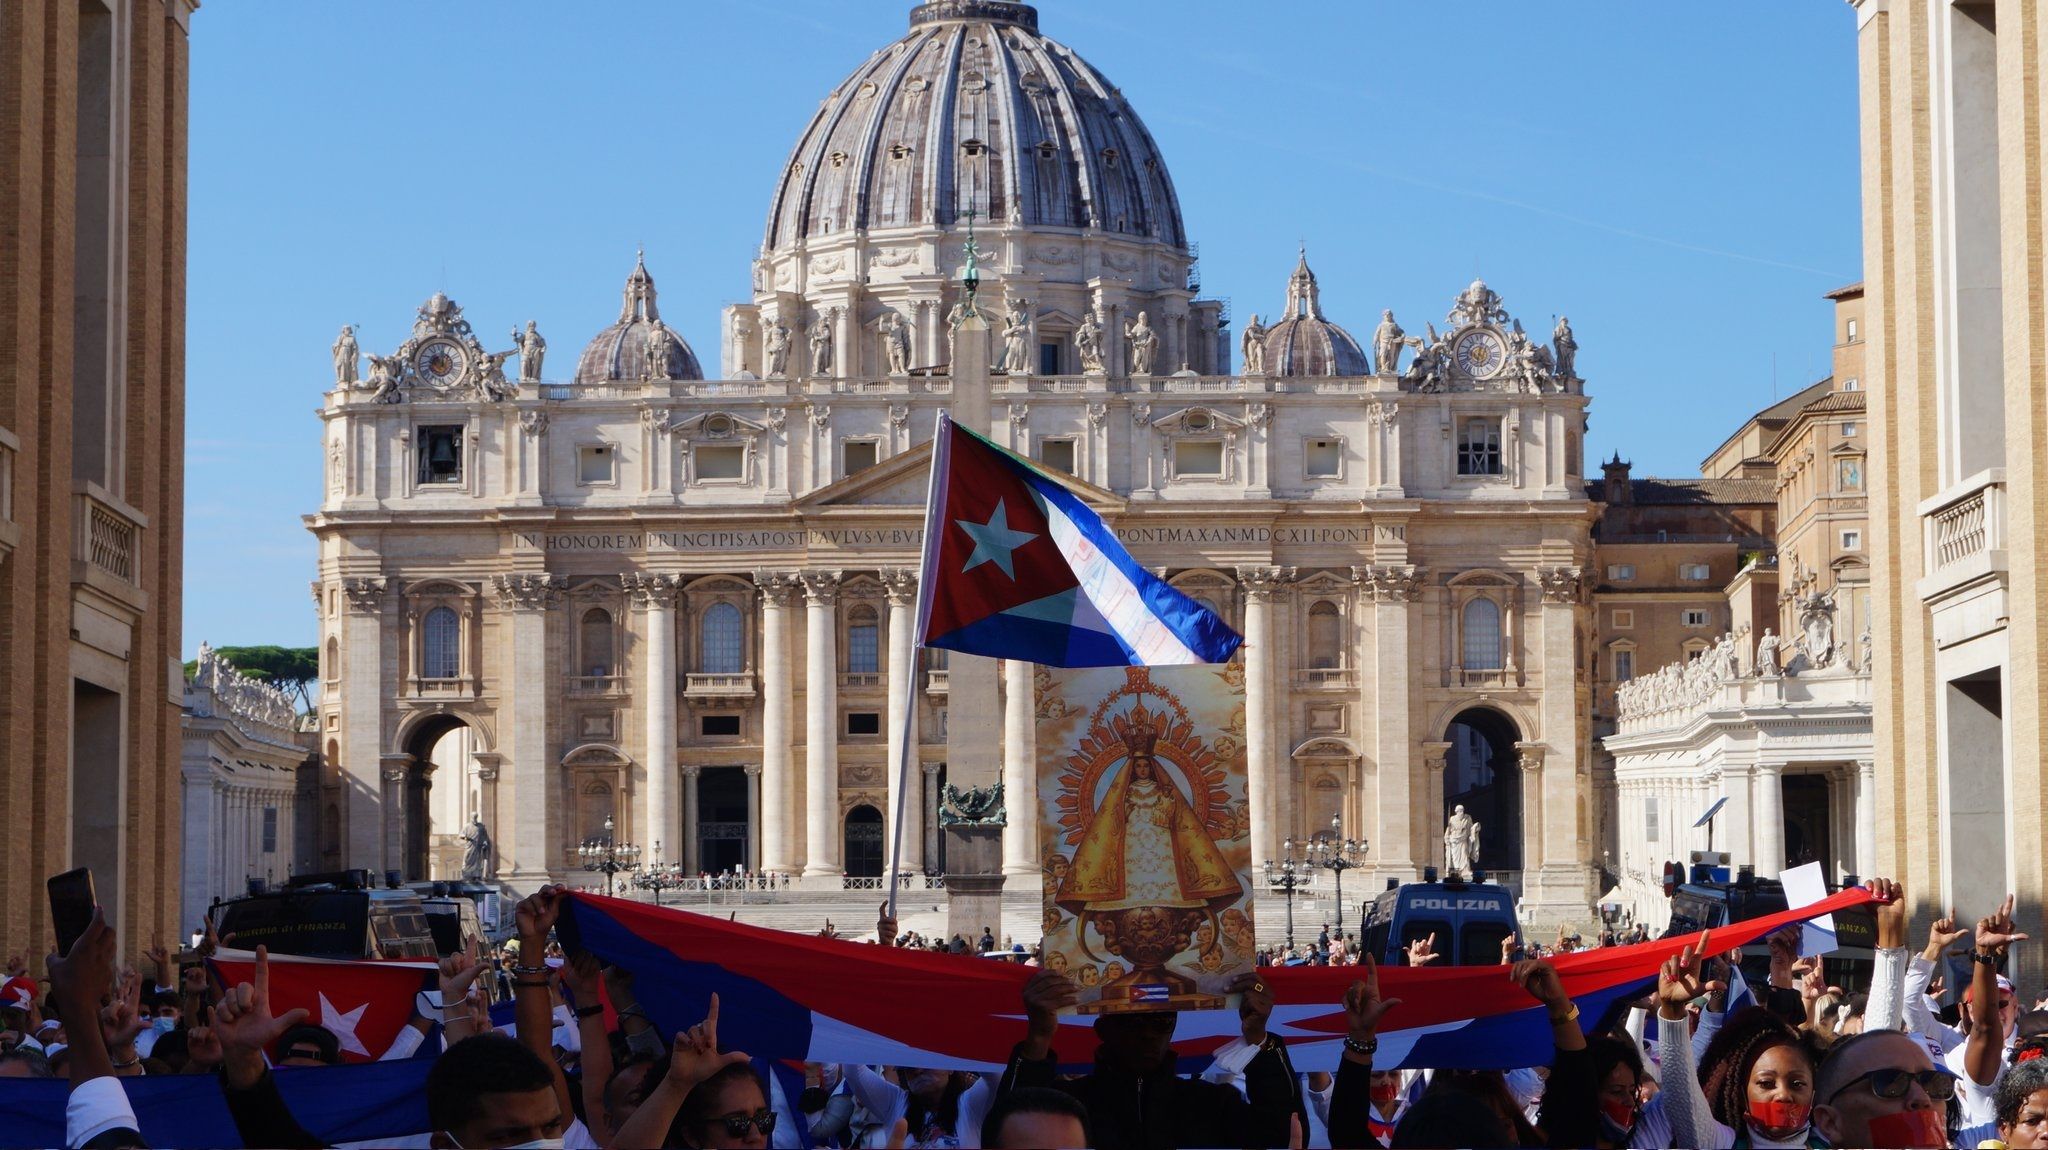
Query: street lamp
[
  {"left": 1263, "top": 837, "right": 1306, "bottom": 954},
  {"left": 1306, "top": 815, "right": 1367, "bottom": 935},
  {"left": 578, "top": 814, "right": 641, "bottom": 897},
  {"left": 633, "top": 856, "right": 687, "bottom": 907}
]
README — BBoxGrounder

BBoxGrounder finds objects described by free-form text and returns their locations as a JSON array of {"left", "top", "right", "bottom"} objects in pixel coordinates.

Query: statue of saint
[
  {"left": 643, "top": 323, "right": 672, "bottom": 380},
  {"left": 998, "top": 297, "right": 1033, "bottom": 374},
  {"left": 880, "top": 312, "right": 912, "bottom": 376},
  {"left": 1125, "top": 311, "right": 1159, "bottom": 375},
  {"left": 367, "top": 354, "right": 401, "bottom": 403},
  {"left": 1444, "top": 804, "right": 1476, "bottom": 874},
  {"left": 459, "top": 816, "right": 493, "bottom": 882},
  {"left": 808, "top": 314, "right": 834, "bottom": 377},
  {"left": 1802, "top": 595, "right": 1836, "bottom": 669},
  {"left": 1372, "top": 310, "right": 1405, "bottom": 377},
  {"left": 1074, "top": 311, "right": 1106, "bottom": 374},
  {"left": 332, "top": 325, "right": 359, "bottom": 387},
  {"left": 1054, "top": 720, "right": 1240, "bottom": 916},
  {"left": 513, "top": 321, "right": 546, "bottom": 383},
  {"left": 1756, "top": 628, "right": 1782, "bottom": 677},
  {"left": 1552, "top": 316, "right": 1578, "bottom": 379},
  {"left": 764, "top": 320, "right": 791, "bottom": 378},
  {"left": 1240, "top": 314, "right": 1267, "bottom": 374},
  {"left": 479, "top": 349, "right": 516, "bottom": 401}
]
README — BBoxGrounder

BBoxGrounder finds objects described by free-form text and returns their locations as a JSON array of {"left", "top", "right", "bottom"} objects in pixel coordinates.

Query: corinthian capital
[
  {"left": 799, "top": 570, "right": 842, "bottom": 605},
  {"left": 1235, "top": 565, "right": 1291, "bottom": 602},
  {"left": 492, "top": 572, "right": 567, "bottom": 611},
  {"left": 1357, "top": 565, "right": 1424, "bottom": 603},
  {"left": 1537, "top": 566, "right": 1587, "bottom": 605},
  {"left": 341, "top": 577, "right": 389, "bottom": 613},
  {"left": 753, "top": 568, "right": 800, "bottom": 605},
  {"left": 880, "top": 568, "right": 918, "bottom": 606},
  {"left": 622, "top": 572, "right": 684, "bottom": 607}
]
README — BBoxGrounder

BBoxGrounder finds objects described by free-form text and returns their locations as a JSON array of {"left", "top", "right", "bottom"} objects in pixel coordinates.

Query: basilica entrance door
[
  {"left": 844, "top": 805, "right": 884, "bottom": 878},
  {"left": 697, "top": 766, "right": 750, "bottom": 874}
]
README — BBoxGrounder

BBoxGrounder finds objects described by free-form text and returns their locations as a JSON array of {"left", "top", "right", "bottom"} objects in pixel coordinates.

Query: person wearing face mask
[
  {"left": 610, "top": 994, "right": 790, "bottom": 1150},
  {"left": 1581, "top": 1034, "right": 1672, "bottom": 1150},
  {"left": 1810, "top": 1028, "right": 1959, "bottom": 1149},
  {"left": 1656, "top": 935, "right": 1826, "bottom": 1149}
]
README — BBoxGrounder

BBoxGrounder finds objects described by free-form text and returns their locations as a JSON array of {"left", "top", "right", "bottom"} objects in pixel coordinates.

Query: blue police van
[{"left": 1358, "top": 874, "right": 1522, "bottom": 966}]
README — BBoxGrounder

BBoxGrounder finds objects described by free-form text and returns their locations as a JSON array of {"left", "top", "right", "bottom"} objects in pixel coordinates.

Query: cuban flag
[
  {"left": 559, "top": 885, "right": 1876, "bottom": 1073},
  {"left": 208, "top": 948, "right": 438, "bottom": 1063},
  {"left": 916, "top": 411, "right": 1241, "bottom": 667}
]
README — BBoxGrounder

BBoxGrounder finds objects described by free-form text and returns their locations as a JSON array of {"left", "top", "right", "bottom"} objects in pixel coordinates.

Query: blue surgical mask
[{"left": 152, "top": 1017, "right": 177, "bottom": 1035}]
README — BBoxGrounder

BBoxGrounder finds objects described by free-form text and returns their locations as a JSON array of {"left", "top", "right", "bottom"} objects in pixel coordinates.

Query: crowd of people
[{"left": 3, "top": 875, "right": 2046, "bottom": 1148}]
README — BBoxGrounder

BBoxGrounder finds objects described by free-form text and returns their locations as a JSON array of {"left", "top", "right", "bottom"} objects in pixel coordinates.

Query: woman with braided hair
[{"left": 1656, "top": 937, "right": 1827, "bottom": 1148}]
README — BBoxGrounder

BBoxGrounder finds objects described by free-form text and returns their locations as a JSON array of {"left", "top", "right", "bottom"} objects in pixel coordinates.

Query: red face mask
[
  {"left": 1864, "top": 1108, "right": 1947, "bottom": 1149},
  {"left": 1747, "top": 1099, "right": 1811, "bottom": 1133},
  {"left": 1370, "top": 1082, "right": 1401, "bottom": 1105},
  {"left": 1599, "top": 1096, "right": 1639, "bottom": 1129}
]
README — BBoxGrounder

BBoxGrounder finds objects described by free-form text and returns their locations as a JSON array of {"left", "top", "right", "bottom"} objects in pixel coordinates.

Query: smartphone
[{"left": 48, "top": 867, "right": 97, "bottom": 956}]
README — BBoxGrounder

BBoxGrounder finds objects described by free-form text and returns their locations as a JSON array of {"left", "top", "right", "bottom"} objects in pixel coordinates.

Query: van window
[
  {"left": 1462, "top": 921, "right": 1515, "bottom": 967},
  {"left": 1400, "top": 919, "right": 1452, "bottom": 960}
]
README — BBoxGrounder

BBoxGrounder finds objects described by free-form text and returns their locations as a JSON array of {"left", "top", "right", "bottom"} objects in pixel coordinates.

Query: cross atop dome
[
  {"left": 619, "top": 249, "right": 660, "bottom": 324},
  {"left": 1284, "top": 247, "right": 1325, "bottom": 321}
]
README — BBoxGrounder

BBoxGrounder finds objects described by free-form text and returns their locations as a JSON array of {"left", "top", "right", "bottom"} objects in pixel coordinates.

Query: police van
[
  {"left": 210, "top": 870, "right": 491, "bottom": 961},
  {"left": 1358, "top": 872, "right": 1522, "bottom": 966},
  {"left": 1659, "top": 863, "right": 1877, "bottom": 992}
]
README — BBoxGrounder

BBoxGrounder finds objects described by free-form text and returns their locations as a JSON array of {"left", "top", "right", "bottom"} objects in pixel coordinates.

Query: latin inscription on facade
[{"left": 512, "top": 525, "right": 1368, "bottom": 553}]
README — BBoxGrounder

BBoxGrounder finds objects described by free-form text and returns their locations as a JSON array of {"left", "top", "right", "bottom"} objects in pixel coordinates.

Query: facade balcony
[
  {"left": 924, "top": 669, "right": 949, "bottom": 697},
  {"left": 1917, "top": 469, "right": 2008, "bottom": 647},
  {"left": 839, "top": 671, "right": 883, "bottom": 691},
  {"left": 568, "top": 674, "right": 626, "bottom": 697},
  {"left": 71, "top": 480, "right": 147, "bottom": 609},
  {"left": 685, "top": 672, "right": 756, "bottom": 700},
  {"left": 1447, "top": 666, "right": 1518, "bottom": 689},
  {"left": 1293, "top": 666, "right": 1356, "bottom": 689}
]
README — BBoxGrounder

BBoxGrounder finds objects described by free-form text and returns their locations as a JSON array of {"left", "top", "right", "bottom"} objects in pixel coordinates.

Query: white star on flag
[
  {"left": 955, "top": 499, "right": 1038, "bottom": 579},
  {"left": 318, "top": 991, "right": 372, "bottom": 1058}
]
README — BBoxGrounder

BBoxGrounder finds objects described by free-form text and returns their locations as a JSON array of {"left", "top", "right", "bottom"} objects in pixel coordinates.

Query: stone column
[
  {"left": 882, "top": 570, "right": 922, "bottom": 873},
  {"left": 1002, "top": 658, "right": 1036, "bottom": 876},
  {"left": 1366, "top": 566, "right": 1423, "bottom": 880},
  {"left": 381, "top": 756, "right": 413, "bottom": 877},
  {"left": 493, "top": 573, "right": 564, "bottom": 892},
  {"left": 680, "top": 766, "right": 701, "bottom": 873},
  {"left": 1238, "top": 566, "right": 1284, "bottom": 872},
  {"left": 473, "top": 756, "right": 502, "bottom": 880},
  {"left": 921, "top": 763, "right": 943, "bottom": 869},
  {"left": 743, "top": 766, "right": 763, "bottom": 871},
  {"left": 802, "top": 571, "right": 843, "bottom": 877},
  {"left": 1854, "top": 758, "right": 1877, "bottom": 882},
  {"left": 756, "top": 572, "right": 798, "bottom": 876},
  {"left": 1755, "top": 762, "right": 1786, "bottom": 878},
  {"left": 630, "top": 574, "right": 682, "bottom": 866},
  {"left": 338, "top": 579, "right": 390, "bottom": 875},
  {"left": 1516, "top": 744, "right": 1547, "bottom": 878},
  {"left": 1532, "top": 567, "right": 1589, "bottom": 912}
]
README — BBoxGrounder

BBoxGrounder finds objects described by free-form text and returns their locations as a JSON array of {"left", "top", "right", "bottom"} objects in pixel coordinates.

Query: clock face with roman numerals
[
  {"left": 412, "top": 338, "right": 469, "bottom": 387},
  {"left": 1453, "top": 329, "right": 1507, "bottom": 379}
]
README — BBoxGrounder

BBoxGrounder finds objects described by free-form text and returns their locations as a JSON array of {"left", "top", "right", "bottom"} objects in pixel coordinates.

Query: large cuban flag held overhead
[
  {"left": 916, "top": 411, "right": 1242, "bottom": 667},
  {"left": 559, "top": 886, "right": 1879, "bottom": 1074}
]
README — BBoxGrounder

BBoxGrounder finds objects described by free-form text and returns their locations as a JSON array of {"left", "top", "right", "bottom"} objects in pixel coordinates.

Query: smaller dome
[
  {"left": 1259, "top": 250, "right": 1369, "bottom": 377},
  {"left": 575, "top": 254, "right": 704, "bottom": 383}
]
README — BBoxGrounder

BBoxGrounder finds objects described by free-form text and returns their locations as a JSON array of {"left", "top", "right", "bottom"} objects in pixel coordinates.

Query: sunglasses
[
  {"left": 702, "top": 1109, "right": 777, "bottom": 1139},
  {"left": 1825, "top": 1067, "right": 1959, "bottom": 1105}
]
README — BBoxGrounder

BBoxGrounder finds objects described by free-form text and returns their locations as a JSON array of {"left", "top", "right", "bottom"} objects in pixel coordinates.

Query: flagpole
[{"left": 886, "top": 411, "right": 950, "bottom": 922}]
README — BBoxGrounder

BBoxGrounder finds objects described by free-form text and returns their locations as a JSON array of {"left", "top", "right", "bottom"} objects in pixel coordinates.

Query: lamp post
[
  {"left": 633, "top": 858, "right": 686, "bottom": 907},
  {"left": 1306, "top": 815, "right": 1368, "bottom": 936},
  {"left": 578, "top": 814, "right": 642, "bottom": 897},
  {"left": 1263, "top": 837, "right": 1306, "bottom": 954}
]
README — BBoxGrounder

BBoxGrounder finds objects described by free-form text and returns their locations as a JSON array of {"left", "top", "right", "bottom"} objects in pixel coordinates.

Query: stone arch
[
  {"left": 843, "top": 803, "right": 885, "bottom": 878},
  {"left": 392, "top": 706, "right": 494, "bottom": 758},
  {"left": 1440, "top": 705, "right": 1524, "bottom": 874}
]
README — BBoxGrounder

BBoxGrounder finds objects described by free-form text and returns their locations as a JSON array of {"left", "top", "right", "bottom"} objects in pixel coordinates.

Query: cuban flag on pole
[{"left": 915, "top": 411, "right": 1241, "bottom": 667}]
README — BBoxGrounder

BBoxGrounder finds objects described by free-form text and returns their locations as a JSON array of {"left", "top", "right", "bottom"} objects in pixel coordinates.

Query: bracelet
[
  {"left": 513, "top": 978, "right": 552, "bottom": 989},
  {"left": 1342, "top": 1034, "right": 1378, "bottom": 1056},
  {"left": 1549, "top": 1003, "right": 1581, "bottom": 1026},
  {"left": 110, "top": 1057, "right": 140, "bottom": 1069},
  {"left": 575, "top": 1004, "right": 604, "bottom": 1019},
  {"left": 511, "top": 963, "right": 550, "bottom": 977},
  {"left": 1972, "top": 951, "right": 2003, "bottom": 966}
]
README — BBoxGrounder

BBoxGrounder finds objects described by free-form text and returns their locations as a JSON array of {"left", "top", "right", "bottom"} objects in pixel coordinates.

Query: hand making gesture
[
  {"left": 1406, "top": 932, "right": 1440, "bottom": 966},
  {"left": 212, "top": 946, "right": 312, "bottom": 1089},
  {"left": 1655, "top": 932, "right": 1723, "bottom": 1022}
]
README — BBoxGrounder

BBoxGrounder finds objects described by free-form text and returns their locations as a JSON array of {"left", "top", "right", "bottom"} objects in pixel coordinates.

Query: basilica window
[
  {"left": 1037, "top": 438, "right": 1076, "bottom": 475},
  {"left": 1173, "top": 440, "right": 1224, "bottom": 478},
  {"left": 578, "top": 444, "right": 617, "bottom": 486},
  {"left": 847, "top": 711, "right": 881, "bottom": 737},
  {"left": 1681, "top": 609, "right": 1710, "bottom": 628},
  {"left": 1680, "top": 563, "right": 1711, "bottom": 581},
  {"left": 843, "top": 439, "right": 879, "bottom": 477},
  {"left": 324, "top": 636, "right": 338, "bottom": 683},
  {"left": 1461, "top": 598, "right": 1503, "bottom": 670},
  {"left": 696, "top": 444, "right": 746, "bottom": 481},
  {"left": 1304, "top": 438, "right": 1342, "bottom": 479},
  {"left": 422, "top": 607, "right": 461, "bottom": 679},
  {"left": 1456, "top": 418, "right": 1503, "bottom": 476},
  {"left": 418, "top": 426, "right": 463, "bottom": 485},
  {"left": 846, "top": 605, "right": 880, "bottom": 674},
  {"left": 579, "top": 608, "right": 615, "bottom": 677},
  {"left": 1645, "top": 795, "right": 1659, "bottom": 843},
  {"left": 701, "top": 714, "right": 741, "bottom": 738},
  {"left": 262, "top": 807, "right": 278, "bottom": 854},
  {"left": 1039, "top": 340, "right": 1062, "bottom": 376},
  {"left": 699, "top": 603, "right": 744, "bottom": 674},
  {"left": 1841, "top": 529, "right": 1862, "bottom": 551},
  {"left": 1613, "top": 648, "right": 1635, "bottom": 682},
  {"left": 1307, "top": 601, "right": 1343, "bottom": 669}
]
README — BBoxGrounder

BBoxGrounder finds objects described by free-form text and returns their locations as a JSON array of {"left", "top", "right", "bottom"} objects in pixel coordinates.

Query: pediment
[{"left": 795, "top": 439, "right": 1126, "bottom": 512}]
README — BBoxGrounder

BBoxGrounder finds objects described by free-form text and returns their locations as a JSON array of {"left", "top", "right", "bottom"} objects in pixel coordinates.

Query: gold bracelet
[{"left": 1549, "top": 1003, "right": 1580, "bottom": 1026}]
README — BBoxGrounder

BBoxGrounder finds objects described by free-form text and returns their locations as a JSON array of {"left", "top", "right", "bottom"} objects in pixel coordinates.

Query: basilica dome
[
  {"left": 575, "top": 255, "right": 704, "bottom": 384},
  {"left": 1259, "top": 251, "right": 1369, "bottom": 377},
  {"left": 763, "top": 1, "right": 1186, "bottom": 251}
]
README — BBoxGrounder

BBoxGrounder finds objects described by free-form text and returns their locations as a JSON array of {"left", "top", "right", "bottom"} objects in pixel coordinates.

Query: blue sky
[{"left": 185, "top": 1, "right": 1862, "bottom": 652}]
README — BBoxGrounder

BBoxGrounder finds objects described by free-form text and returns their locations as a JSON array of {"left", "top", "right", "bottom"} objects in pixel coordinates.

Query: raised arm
[
  {"left": 1966, "top": 893, "right": 2028, "bottom": 1088},
  {"left": 608, "top": 995, "right": 750, "bottom": 1150},
  {"left": 513, "top": 885, "right": 577, "bottom": 1127},
  {"left": 562, "top": 949, "right": 616, "bottom": 1146},
  {"left": 1864, "top": 878, "right": 1910, "bottom": 1034},
  {"left": 1655, "top": 935, "right": 1728, "bottom": 1150}
]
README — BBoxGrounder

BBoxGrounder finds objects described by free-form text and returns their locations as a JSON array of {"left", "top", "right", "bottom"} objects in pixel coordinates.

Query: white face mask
[
  {"left": 152, "top": 1017, "right": 178, "bottom": 1035},
  {"left": 440, "top": 1135, "right": 564, "bottom": 1150}
]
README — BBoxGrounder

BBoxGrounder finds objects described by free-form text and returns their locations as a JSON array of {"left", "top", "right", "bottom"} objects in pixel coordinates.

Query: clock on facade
[
  {"left": 1452, "top": 329, "right": 1506, "bottom": 379},
  {"left": 412, "top": 338, "right": 470, "bottom": 387}
]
